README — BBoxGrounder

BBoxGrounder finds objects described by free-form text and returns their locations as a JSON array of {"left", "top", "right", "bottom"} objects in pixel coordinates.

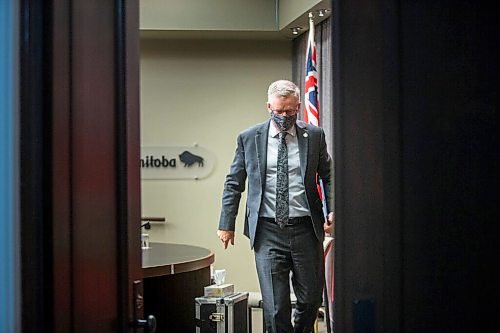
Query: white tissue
[{"left": 213, "top": 269, "right": 226, "bottom": 286}]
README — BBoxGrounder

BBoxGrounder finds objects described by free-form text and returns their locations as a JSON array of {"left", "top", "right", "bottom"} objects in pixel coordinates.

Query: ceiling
[{"left": 140, "top": 0, "right": 331, "bottom": 41}]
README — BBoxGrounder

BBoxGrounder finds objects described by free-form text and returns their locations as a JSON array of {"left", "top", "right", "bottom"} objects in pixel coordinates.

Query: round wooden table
[{"left": 142, "top": 242, "right": 215, "bottom": 333}]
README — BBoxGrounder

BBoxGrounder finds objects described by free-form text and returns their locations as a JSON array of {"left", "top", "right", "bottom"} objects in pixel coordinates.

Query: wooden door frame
[{"left": 20, "top": 1, "right": 141, "bottom": 332}]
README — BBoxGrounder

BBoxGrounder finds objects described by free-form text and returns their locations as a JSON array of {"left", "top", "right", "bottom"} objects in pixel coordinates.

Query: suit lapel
[
  {"left": 255, "top": 121, "right": 270, "bottom": 192},
  {"left": 296, "top": 123, "right": 309, "bottom": 179}
]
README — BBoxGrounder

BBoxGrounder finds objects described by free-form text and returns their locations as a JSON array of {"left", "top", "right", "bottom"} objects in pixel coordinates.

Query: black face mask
[{"left": 270, "top": 112, "right": 297, "bottom": 131}]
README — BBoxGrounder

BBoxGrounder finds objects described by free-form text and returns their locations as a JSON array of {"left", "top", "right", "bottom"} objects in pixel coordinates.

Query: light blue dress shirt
[{"left": 259, "top": 122, "right": 311, "bottom": 218}]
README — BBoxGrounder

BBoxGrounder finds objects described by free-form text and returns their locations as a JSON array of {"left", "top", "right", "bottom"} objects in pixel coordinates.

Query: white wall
[
  {"left": 140, "top": 38, "right": 292, "bottom": 292},
  {"left": 141, "top": 0, "right": 277, "bottom": 31}
]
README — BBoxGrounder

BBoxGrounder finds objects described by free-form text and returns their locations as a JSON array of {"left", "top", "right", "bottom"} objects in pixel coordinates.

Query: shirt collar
[{"left": 269, "top": 120, "right": 296, "bottom": 138}]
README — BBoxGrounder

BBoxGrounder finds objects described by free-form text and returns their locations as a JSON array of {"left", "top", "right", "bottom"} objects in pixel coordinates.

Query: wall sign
[{"left": 141, "top": 146, "right": 215, "bottom": 180}]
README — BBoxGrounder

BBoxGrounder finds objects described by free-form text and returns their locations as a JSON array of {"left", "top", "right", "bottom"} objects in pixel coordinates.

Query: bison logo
[{"left": 179, "top": 151, "right": 204, "bottom": 167}]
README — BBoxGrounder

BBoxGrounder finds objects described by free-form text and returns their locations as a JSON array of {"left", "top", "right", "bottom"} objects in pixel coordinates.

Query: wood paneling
[
  {"left": 22, "top": 1, "right": 141, "bottom": 332},
  {"left": 332, "top": 0, "right": 497, "bottom": 331},
  {"left": 144, "top": 267, "right": 211, "bottom": 333}
]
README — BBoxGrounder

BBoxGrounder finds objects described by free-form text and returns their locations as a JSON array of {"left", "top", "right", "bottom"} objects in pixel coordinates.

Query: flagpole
[{"left": 305, "top": 11, "right": 333, "bottom": 333}]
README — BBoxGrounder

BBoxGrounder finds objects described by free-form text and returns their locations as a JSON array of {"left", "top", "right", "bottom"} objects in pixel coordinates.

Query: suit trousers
[{"left": 254, "top": 217, "right": 324, "bottom": 333}]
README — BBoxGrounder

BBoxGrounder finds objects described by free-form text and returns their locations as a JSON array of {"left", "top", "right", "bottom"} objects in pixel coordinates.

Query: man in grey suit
[{"left": 217, "top": 80, "right": 334, "bottom": 333}]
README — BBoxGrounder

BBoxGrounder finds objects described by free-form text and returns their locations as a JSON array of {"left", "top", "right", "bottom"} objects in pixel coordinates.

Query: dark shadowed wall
[{"left": 333, "top": 0, "right": 497, "bottom": 332}]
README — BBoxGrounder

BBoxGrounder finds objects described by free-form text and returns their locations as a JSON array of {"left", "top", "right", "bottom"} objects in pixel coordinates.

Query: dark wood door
[{"left": 21, "top": 1, "right": 145, "bottom": 332}]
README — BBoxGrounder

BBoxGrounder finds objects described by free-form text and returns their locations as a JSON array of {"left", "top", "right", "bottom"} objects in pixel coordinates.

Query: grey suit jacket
[{"left": 218, "top": 119, "right": 333, "bottom": 248}]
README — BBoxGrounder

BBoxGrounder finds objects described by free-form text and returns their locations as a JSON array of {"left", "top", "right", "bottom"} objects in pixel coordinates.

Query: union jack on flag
[
  {"left": 304, "top": 15, "right": 320, "bottom": 127},
  {"left": 304, "top": 14, "right": 328, "bottom": 217}
]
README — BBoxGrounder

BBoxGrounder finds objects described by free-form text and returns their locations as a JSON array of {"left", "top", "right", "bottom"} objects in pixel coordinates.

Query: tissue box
[{"left": 204, "top": 284, "right": 235, "bottom": 298}]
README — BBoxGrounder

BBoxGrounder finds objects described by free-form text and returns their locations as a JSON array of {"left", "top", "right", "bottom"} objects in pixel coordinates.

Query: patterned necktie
[{"left": 275, "top": 131, "right": 289, "bottom": 228}]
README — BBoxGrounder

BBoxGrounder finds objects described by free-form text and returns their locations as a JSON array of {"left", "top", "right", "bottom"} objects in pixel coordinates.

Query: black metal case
[{"left": 195, "top": 292, "right": 248, "bottom": 333}]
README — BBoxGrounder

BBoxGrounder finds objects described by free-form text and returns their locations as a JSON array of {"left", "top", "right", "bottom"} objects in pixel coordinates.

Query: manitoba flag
[
  {"left": 304, "top": 15, "right": 326, "bottom": 209},
  {"left": 304, "top": 15, "right": 320, "bottom": 127}
]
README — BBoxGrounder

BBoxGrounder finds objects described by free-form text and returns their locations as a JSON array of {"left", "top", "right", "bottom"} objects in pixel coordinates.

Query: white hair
[{"left": 267, "top": 80, "right": 300, "bottom": 103}]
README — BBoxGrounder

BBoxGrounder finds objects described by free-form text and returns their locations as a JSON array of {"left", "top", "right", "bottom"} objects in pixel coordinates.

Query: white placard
[{"left": 141, "top": 146, "right": 215, "bottom": 180}]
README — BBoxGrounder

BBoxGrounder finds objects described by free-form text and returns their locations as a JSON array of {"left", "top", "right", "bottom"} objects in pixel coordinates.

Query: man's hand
[
  {"left": 217, "top": 230, "right": 235, "bottom": 249},
  {"left": 323, "top": 212, "right": 335, "bottom": 235}
]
